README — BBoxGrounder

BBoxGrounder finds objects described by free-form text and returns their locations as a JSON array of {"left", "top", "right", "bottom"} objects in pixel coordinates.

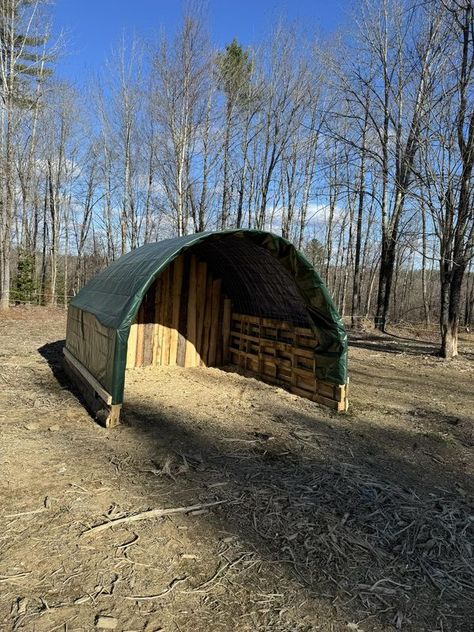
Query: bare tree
[
  {"left": 151, "top": 15, "right": 210, "bottom": 236},
  {"left": 421, "top": 0, "right": 474, "bottom": 357},
  {"left": 0, "top": 0, "right": 52, "bottom": 309}
]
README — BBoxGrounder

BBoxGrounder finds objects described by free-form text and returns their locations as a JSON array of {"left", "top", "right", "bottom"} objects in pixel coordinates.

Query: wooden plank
[
  {"left": 158, "top": 267, "right": 169, "bottom": 364},
  {"left": 195, "top": 261, "right": 207, "bottom": 364},
  {"left": 317, "top": 381, "right": 337, "bottom": 399},
  {"left": 294, "top": 326, "right": 314, "bottom": 335},
  {"left": 154, "top": 274, "right": 162, "bottom": 365},
  {"left": 143, "top": 323, "right": 154, "bottom": 365},
  {"left": 142, "top": 287, "right": 155, "bottom": 366},
  {"left": 104, "top": 404, "right": 122, "bottom": 428},
  {"left": 231, "top": 317, "right": 243, "bottom": 334},
  {"left": 238, "top": 315, "right": 246, "bottom": 368},
  {"left": 293, "top": 366, "right": 316, "bottom": 379},
  {"left": 260, "top": 317, "right": 292, "bottom": 330},
  {"left": 152, "top": 276, "right": 162, "bottom": 365},
  {"left": 177, "top": 332, "right": 186, "bottom": 366},
  {"left": 230, "top": 351, "right": 240, "bottom": 364},
  {"left": 232, "top": 313, "right": 259, "bottom": 325},
  {"left": 216, "top": 294, "right": 224, "bottom": 366},
  {"left": 157, "top": 267, "right": 165, "bottom": 364},
  {"left": 208, "top": 278, "right": 221, "bottom": 366},
  {"left": 201, "top": 274, "right": 213, "bottom": 366},
  {"left": 185, "top": 255, "right": 198, "bottom": 367},
  {"left": 63, "top": 347, "right": 112, "bottom": 405},
  {"left": 176, "top": 255, "right": 190, "bottom": 367},
  {"left": 63, "top": 352, "right": 122, "bottom": 427},
  {"left": 126, "top": 321, "right": 138, "bottom": 369},
  {"left": 222, "top": 298, "right": 232, "bottom": 364},
  {"left": 292, "top": 347, "right": 315, "bottom": 359},
  {"left": 260, "top": 354, "right": 292, "bottom": 368},
  {"left": 336, "top": 384, "right": 348, "bottom": 411},
  {"left": 292, "top": 385, "right": 342, "bottom": 410},
  {"left": 230, "top": 331, "right": 314, "bottom": 361},
  {"left": 230, "top": 330, "right": 292, "bottom": 349},
  {"left": 169, "top": 255, "right": 183, "bottom": 366},
  {"left": 162, "top": 266, "right": 172, "bottom": 365},
  {"left": 295, "top": 375, "right": 316, "bottom": 392}
]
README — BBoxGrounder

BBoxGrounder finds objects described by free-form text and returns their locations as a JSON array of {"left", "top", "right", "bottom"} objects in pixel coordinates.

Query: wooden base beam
[{"left": 63, "top": 348, "right": 121, "bottom": 428}]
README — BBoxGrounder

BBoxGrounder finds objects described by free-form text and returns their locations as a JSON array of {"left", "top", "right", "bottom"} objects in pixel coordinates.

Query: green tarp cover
[{"left": 67, "top": 229, "right": 347, "bottom": 404}]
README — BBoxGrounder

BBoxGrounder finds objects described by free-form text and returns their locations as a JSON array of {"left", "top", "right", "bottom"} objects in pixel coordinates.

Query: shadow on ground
[
  {"left": 38, "top": 339, "right": 66, "bottom": 379},
  {"left": 38, "top": 339, "right": 97, "bottom": 414},
  {"left": 349, "top": 331, "right": 474, "bottom": 362},
  {"left": 37, "top": 339, "right": 474, "bottom": 632},
  {"left": 349, "top": 334, "right": 439, "bottom": 356},
  {"left": 121, "top": 399, "right": 473, "bottom": 631}
]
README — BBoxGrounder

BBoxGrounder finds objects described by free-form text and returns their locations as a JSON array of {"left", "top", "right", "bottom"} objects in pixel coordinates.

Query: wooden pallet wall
[
  {"left": 229, "top": 313, "right": 347, "bottom": 411},
  {"left": 126, "top": 254, "right": 232, "bottom": 369}
]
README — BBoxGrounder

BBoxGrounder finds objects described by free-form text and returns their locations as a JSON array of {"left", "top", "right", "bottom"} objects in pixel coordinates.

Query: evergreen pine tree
[
  {"left": 14, "top": 250, "right": 36, "bottom": 303},
  {"left": 0, "top": 0, "right": 52, "bottom": 309},
  {"left": 0, "top": 0, "right": 52, "bottom": 107}
]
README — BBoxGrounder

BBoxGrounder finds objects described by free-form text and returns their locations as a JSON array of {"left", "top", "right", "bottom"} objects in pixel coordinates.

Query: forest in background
[{"left": 0, "top": 0, "right": 473, "bottom": 359}]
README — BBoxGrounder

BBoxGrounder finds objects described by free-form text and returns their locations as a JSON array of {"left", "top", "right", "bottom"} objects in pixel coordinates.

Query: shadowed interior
[{"left": 190, "top": 235, "right": 312, "bottom": 326}]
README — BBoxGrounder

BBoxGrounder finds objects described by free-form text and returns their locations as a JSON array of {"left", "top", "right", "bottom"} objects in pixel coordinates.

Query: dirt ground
[{"left": 0, "top": 307, "right": 473, "bottom": 632}]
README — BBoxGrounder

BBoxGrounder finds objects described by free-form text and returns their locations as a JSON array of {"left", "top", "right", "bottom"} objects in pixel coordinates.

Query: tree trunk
[
  {"left": 374, "top": 241, "right": 389, "bottom": 331},
  {"left": 220, "top": 100, "right": 232, "bottom": 229},
  {"left": 464, "top": 261, "right": 474, "bottom": 328},
  {"left": 236, "top": 111, "right": 252, "bottom": 228},
  {"left": 0, "top": 240, "right": 10, "bottom": 310},
  {"left": 0, "top": 107, "right": 14, "bottom": 310},
  {"left": 440, "top": 265, "right": 465, "bottom": 359},
  {"left": 421, "top": 199, "right": 430, "bottom": 324},
  {"left": 351, "top": 153, "right": 366, "bottom": 328}
]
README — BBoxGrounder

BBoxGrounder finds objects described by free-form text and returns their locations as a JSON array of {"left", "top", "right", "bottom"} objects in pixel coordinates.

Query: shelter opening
[{"left": 64, "top": 230, "right": 348, "bottom": 426}]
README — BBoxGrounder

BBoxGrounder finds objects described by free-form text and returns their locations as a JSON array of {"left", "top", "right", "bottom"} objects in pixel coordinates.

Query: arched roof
[{"left": 68, "top": 229, "right": 347, "bottom": 404}]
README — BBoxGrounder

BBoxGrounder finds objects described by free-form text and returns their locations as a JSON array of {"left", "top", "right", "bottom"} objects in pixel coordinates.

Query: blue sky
[{"left": 51, "top": 0, "right": 350, "bottom": 83}]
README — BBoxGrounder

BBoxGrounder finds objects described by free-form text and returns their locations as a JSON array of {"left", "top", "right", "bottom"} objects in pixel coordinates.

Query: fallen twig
[
  {"left": 0, "top": 572, "right": 32, "bottom": 583},
  {"left": 81, "top": 499, "right": 227, "bottom": 537},
  {"left": 124, "top": 575, "right": 187, "bottom": 601},
  {"left": 116, "top": 534, "right": 139, "bottom": 549},
  {"left": 188, "top": 552, "right": 251, "bottom": 593},
  {"left": 4, "top": 507, "right": 47, "bottom": 518}
]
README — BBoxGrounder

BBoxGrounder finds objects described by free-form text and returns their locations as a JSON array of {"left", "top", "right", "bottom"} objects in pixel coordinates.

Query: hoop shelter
[{"left": 64, "top": 230, "right": 348, "bottom": 426}]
